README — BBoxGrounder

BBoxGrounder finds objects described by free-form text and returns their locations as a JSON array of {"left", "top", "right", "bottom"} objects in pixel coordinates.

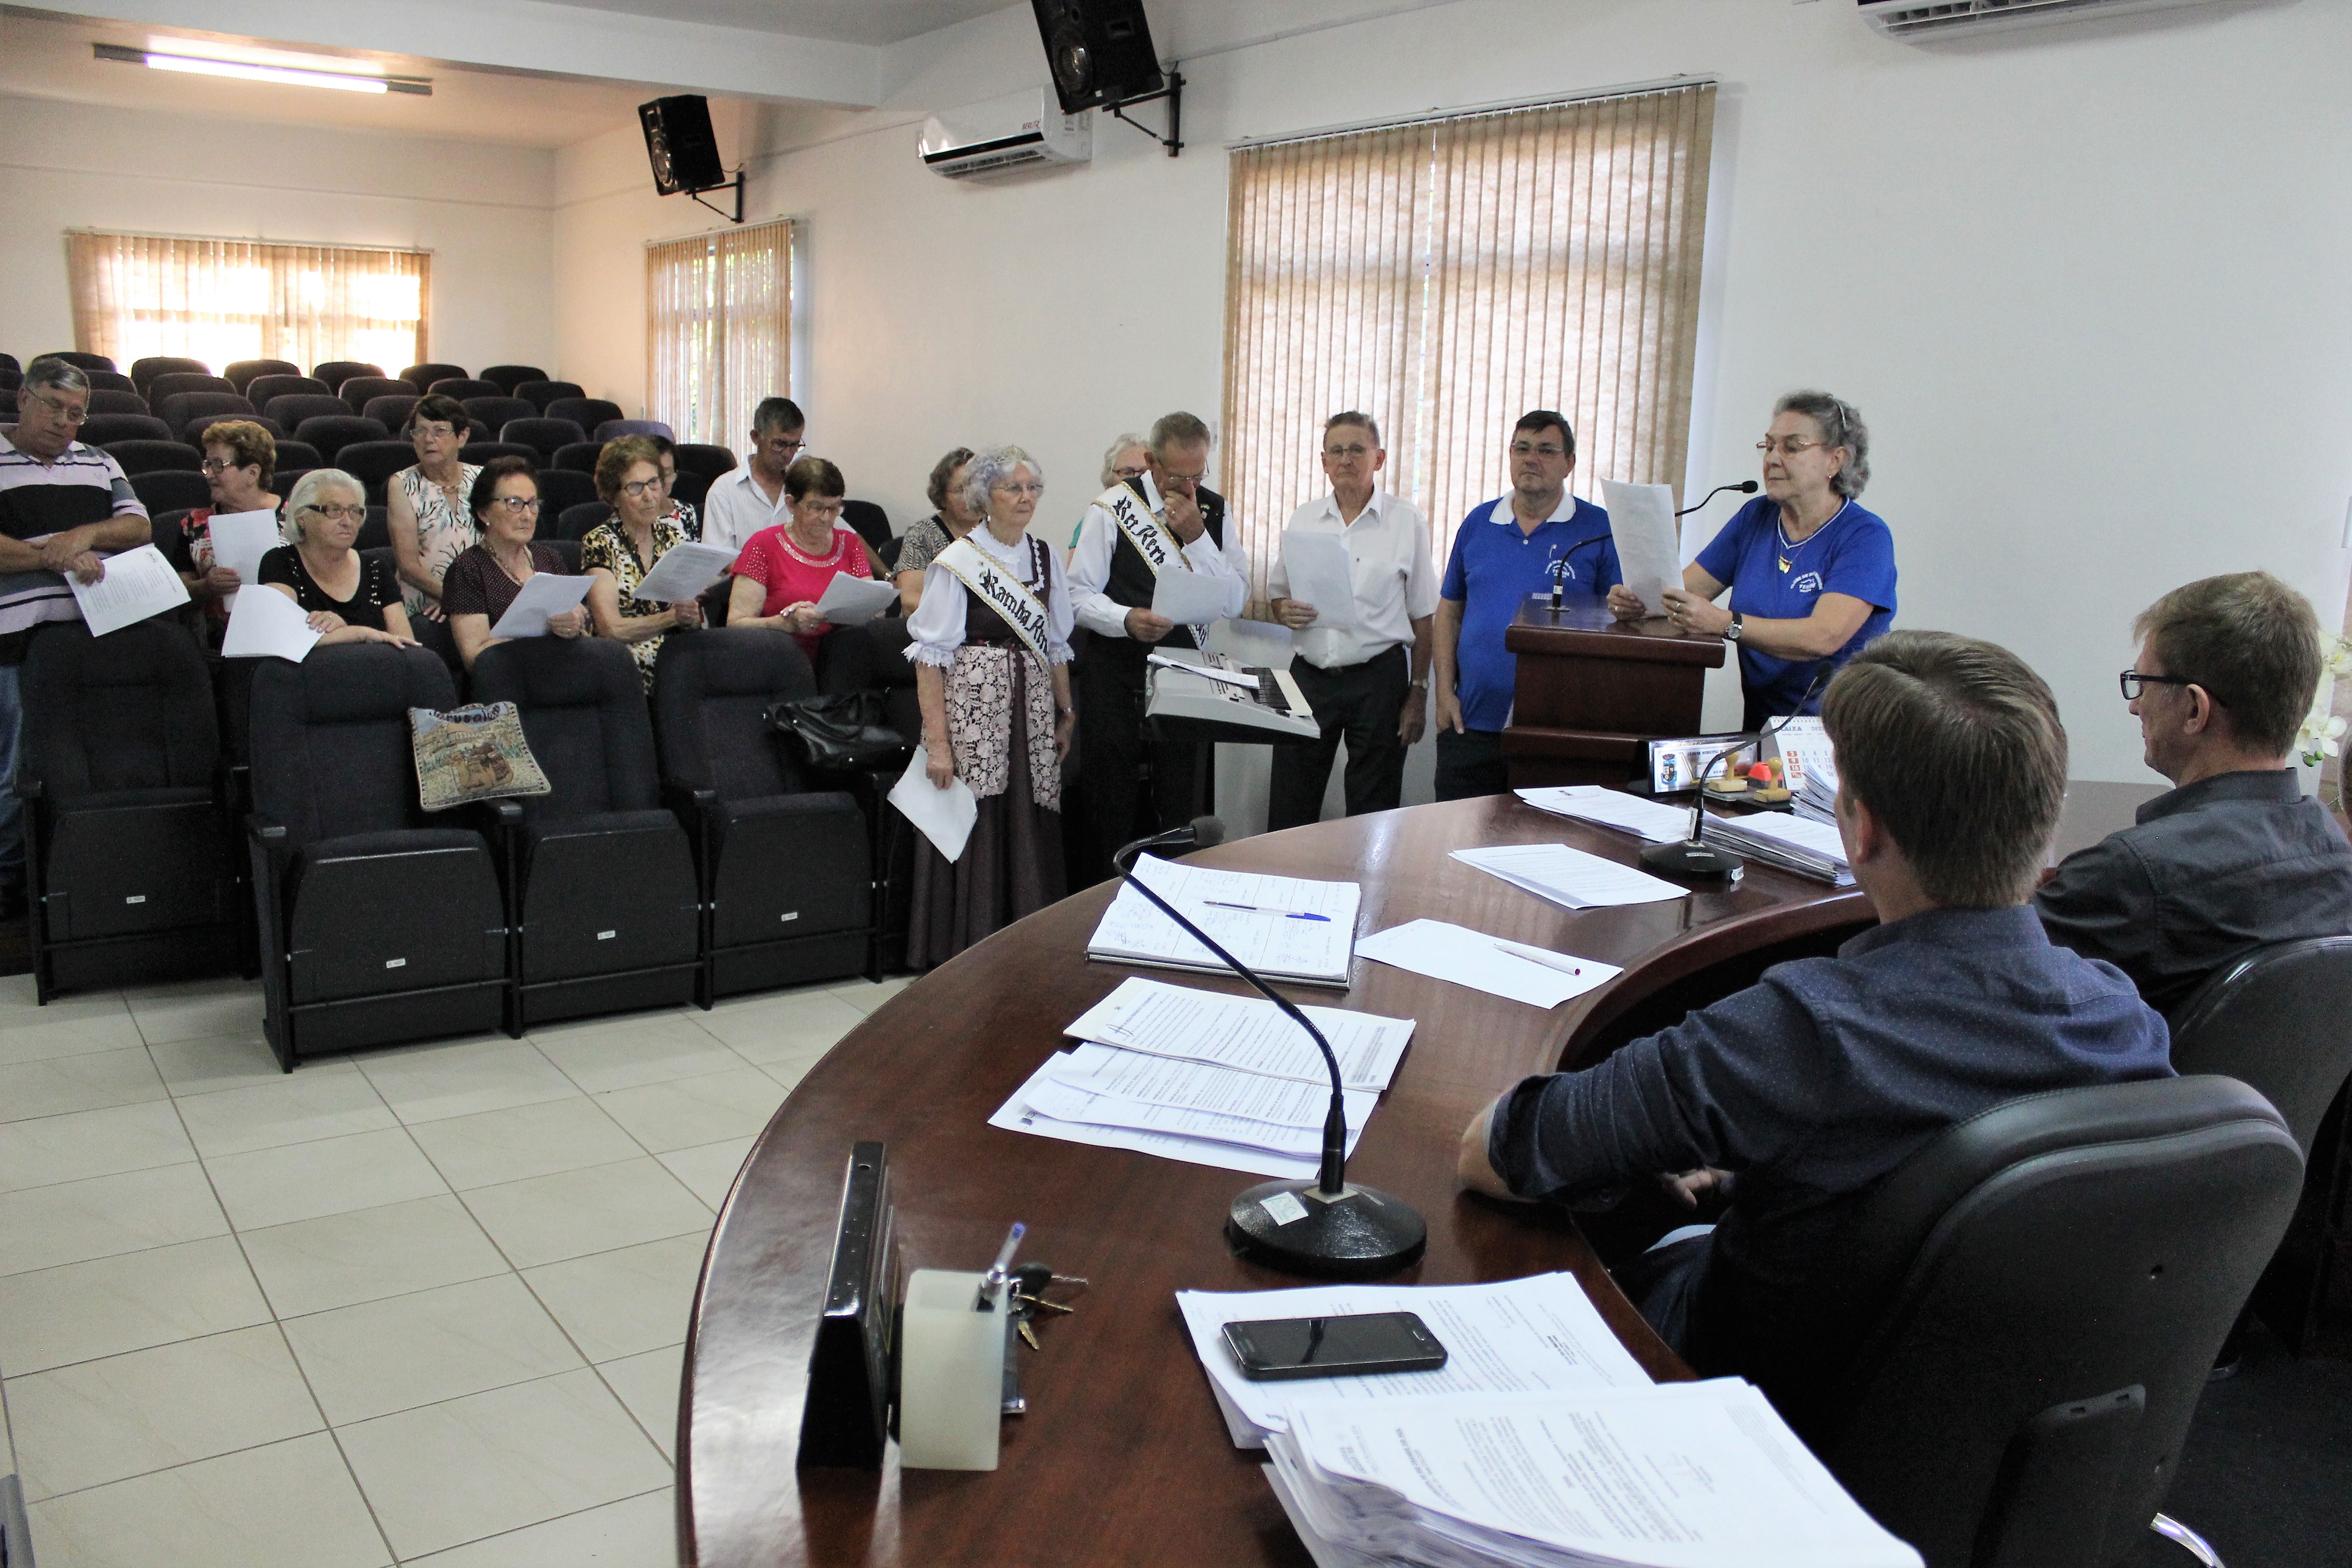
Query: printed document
[
  {"left": 1279, "top": 532, "right": 1356, "bottom": 633},
  {"left": 1452, "top": 843, "right": 1687, "bottom": 911},
  {"left": 487, "top": 572, "right": 593, "bottom": 638},
  {"left": 220, "top": 583, "right": 321, "bottom": 662},
  {"left": 886, "top": 748, "right": 977, "bottom": 862},
  {"left": 204, "top": 509, "right": 281, "bottom": 611},
  {"left": 1088, "top": 854, "right": 1359, "bottom": 986},
  {"left": 988, "top": 1058, "right": 1335, "bottom": 1182},
  {"left": 1043, "top": 1041, "right": 1376, "bottom": 1131},
  {"left": 1356, "top": 918, "right": 1622, "bottom": 1009},
  {"left": 1517, "top": 785, "right": 1693, "bottom": 845},
  {"left": 1018, "top": 1073, "right": 1363, "bottom": 1161},
  {"left": 1601, "top": 479, "right": 1681, "bottom": 617},
  {"left": 629, "top": 541, "right": 738, "bottom": 604},
  {"left": 1151, "top": 568, "right": 1235, "bottom": 627},
  {"left": 1062, "top": 978, "right": 1409, "bottom": 1089},
  {"left": 69, "top": 544, "right": 190, "bottom": 637},
  {"left": 814, "top": 572, "right": 901, "bottom": 624},
  {"left": 1176, "top": 1273, "right": 1651, "bottom": 1448}
]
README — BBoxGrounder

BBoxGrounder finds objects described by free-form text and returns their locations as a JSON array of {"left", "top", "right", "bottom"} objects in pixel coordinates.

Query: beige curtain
[
  {"left": 68, "top": 231, "right": 428, "bottom": 375},
  {"left": 646, "top": 220, "right": 792, "bottom": 449},
  {"left": 1220, "top": 83, "right": 1715, "bottom": 607}
]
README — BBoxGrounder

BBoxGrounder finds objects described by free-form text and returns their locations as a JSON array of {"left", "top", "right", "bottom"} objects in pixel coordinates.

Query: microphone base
[
  {"left": 1639, "top": 841, "right": 1744, "bottom": 881},
  {"left": 1226, "top": 1180, "right": 1427, "bottom": 1279}
]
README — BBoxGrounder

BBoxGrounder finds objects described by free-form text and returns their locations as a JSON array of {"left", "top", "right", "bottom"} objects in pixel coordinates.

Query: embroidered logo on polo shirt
[
  {"left": 1791, "top": 572, "right": 1824, "bottom": 594},
  {"left": 1546, "top": 557, "right": 1578, "bottom": 584}
]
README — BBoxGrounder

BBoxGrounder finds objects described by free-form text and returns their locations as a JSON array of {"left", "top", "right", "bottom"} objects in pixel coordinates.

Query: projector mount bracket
[{"left": 1104, "top": 66, "right": 1182, "bottom": 158}]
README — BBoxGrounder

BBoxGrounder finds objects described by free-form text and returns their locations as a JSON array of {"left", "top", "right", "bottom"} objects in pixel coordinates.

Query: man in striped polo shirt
[{"left": 0, "top": 357, "right": 152, "bottom": 914}]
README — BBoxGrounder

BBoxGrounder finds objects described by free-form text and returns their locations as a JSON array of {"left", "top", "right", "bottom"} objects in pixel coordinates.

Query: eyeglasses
[
  {"left": 994, "top": 482, "right": 1046, "bottom": 498},
  {"left": 1323, "top": 444, "right": 1373, "bottom": 460},
  {"left": 1158, "top": 466, "right": 1208, "bottom": 485},
  {"left": 1758, "top": 437, "right": 1828, "bottom": 457},
  {"left": 410, "top": 425, "right": 458, "bottom": 442},
  {"left": 303, "top": 504, "right": 365, "bottom": 522},
  {"left": 2119, "top": 670, "right": 2197, "bottom": 702},
  {"left": 23, "top": 390, "right": 89, "bottom": 425},
  {"left": 1509, "top": 442, "right": 1567, "bottom": 460},
  {"left": 490, "top": 496, "right": 542, "bottom": 514},
  {"left": 619, "top": 479, "right": 660, "bottom": 499},
  {"left": 764, "top": 436, "right": 808, "bottom": 456},
  {"left": 199, "top": 458, "right": 250, "bottom": 475},
  {"left": 1111, "top": 464, "right": 1149, "bottom": 480}
]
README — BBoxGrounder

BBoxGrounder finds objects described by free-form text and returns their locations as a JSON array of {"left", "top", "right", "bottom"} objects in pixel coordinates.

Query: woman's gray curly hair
[
  {"left": 1774, "top": 390, "right": 1870, "bottom": 498},
  {"left": 961, "top": 445, "right": 1043, "bottom": 519}
]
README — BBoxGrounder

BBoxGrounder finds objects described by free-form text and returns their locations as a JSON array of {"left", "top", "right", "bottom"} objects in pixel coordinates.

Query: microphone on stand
[
  {"left": 1112, "top": 818, "right": 1427, "bottom": 1279},
  {"left": 1638, "top": 665, "right": 1832, "bottom": 882},
  {"left": 1675, "top": 479, "right": 1758, "bottom": 518}
]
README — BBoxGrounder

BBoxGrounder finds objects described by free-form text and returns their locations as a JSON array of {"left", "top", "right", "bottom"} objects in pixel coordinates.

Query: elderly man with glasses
[
  {"left": 702, "top": 396, "right": 808, "bottom": 558},
  {"left": 0, "top": 357, "right": 154, "bottom": 914},
  {"left": 2036, "top": 571, "right": 2352, "bottom": 1018}
]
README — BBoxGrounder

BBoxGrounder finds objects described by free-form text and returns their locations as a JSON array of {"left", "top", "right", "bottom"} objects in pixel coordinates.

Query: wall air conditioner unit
[
  {"left": 919, "top": 88, "right": 1091, "bottom": 180},
  {"left": 1858, "top": 0, "right": 2234, "bottom": 38}
]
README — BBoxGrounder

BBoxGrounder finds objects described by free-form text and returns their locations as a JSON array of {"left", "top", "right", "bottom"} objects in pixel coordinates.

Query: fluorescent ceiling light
[{"left": 92, "top": 43, "right": 430, "bottom": 96}]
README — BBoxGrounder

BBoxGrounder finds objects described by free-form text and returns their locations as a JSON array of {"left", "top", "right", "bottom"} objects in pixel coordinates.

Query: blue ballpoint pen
[
  {"left": 976, "top": 1221, "right": 1025, "bottom": 1311},
  {"left": 1201, "top": 899, "right": 1330, "bottom": 922}
]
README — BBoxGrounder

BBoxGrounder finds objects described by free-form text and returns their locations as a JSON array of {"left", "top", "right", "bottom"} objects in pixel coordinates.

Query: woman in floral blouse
[{"left": 581, "top": 436, "right": 702, "bottom": 691}]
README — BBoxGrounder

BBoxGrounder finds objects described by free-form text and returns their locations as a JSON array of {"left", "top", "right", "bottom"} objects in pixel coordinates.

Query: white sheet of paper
[
  {"left": 628, "top": 540, "right": 738, "bottom": 604},
  {"left": 205, "top": 509, "right": 281, "bottom": 611},
  {"left": 885, "top": 748, "right": 978, "bottom": 862},
  {"left": 1452, "top": 842, "right": 1689, "bottom": 911},
  {"left": 1019, "top": 1072, "right": 1366, "bottom": 1161},
  {"left": 814, "top": 572, "right": 901, "bottom": 624},
  {"left": 1176, "top": 1273, "right": 1652, "bottom": 1448},
  {"left": 68, "top": 544, "right": 191, "bottom": 637},
  {"left": 1062, "top": 978, "right": 1407, "bottom": 1090},
  {"left": 1149, "top": 569, "right": 1232, "bottom": 627},
  {"left": 1278, "top": 531, "right": 1356, "bottom": 633},
  {"left": 486, "top": 571, "right": 593, "bottom": 638},
  {"left": 1088, "top": 856, "right": 1360, "bottom": 986},
  {"left": 1043, "top": 1042, "right": 1377, "bottom": 1131},
  {"left": 1602, "top": 478, "right": 1682, "bottom": 616},
  {"left": 990, "top": 1058, "right": 1326, "bottom": 1182},
  {"left": 220, "top": 584, "right": 322, "bottom": 662},
  {"left": 1355, "top": 918, "right": 1622, "bottom": 1009},
  {"left": 1516, "top": 784, "right": 1694, "bottom": 843}
]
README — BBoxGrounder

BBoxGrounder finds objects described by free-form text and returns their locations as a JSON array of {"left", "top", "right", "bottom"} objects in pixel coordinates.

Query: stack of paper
[
  {"left": 1701, "top": 809, "right": 1852, "bottom": 886},
  {"left": 1516, "top": 785, "right": 1693, "bottom": 845},
  {"left": 1769, "top": 718, "right": 1841, "bottom": 825},
  {"left": 1452, "top": 844, "right": 1686, "bottom": 911},
  {"left": 1088, "top": 853, "right": 1360, "bottom": 987},
  {"left": 1264, "top": 1382, "right": 1925, "bottom": 1568},
  {"left": 989, "top": 977, "right": 1412, "bottom": 1180}
]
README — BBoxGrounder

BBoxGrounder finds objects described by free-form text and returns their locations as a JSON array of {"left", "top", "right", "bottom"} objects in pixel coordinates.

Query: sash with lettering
[
  {"left": 932, "top": 537, "right": 1053, "bottom": 663},
  {"left": 1095, "top": 480, "right": 1190, "bottom": 580}
]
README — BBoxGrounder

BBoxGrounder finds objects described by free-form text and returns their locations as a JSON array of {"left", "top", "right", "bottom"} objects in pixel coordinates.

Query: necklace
[
  {"left": 1776, "top": 499, "right": 1847, "bottom": 573},
  {"left": 490, "top": 543, "right": 534, "bottom": 586}
]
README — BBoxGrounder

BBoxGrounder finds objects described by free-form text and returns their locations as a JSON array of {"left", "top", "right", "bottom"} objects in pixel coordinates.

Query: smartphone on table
[{"left": 1221, "top": 1311, "right": 1448, "bottom": 1381}]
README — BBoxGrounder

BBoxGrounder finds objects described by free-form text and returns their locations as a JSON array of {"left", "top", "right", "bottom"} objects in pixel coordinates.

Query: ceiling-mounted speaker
[
  {"left": 639, "top": 94, "right": 727, "bottom": 195},
  {"left": 1030, "top": 0, "right": 1164, "bottom": 115}
]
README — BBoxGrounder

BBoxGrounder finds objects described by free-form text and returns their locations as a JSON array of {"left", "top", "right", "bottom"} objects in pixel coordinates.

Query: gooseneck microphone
[
  {"left": 1111, "top": 818, "right": 1427, "bottom": 1278},
  {"left": 1638, "top": 665, "right": 1831, "bottom": 882},
  {"left": 1675, "top": 479, "right": 1759, "bottom": 518}
]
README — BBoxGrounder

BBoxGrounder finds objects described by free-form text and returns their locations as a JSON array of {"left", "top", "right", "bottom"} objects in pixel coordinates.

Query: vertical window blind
[
  {"left": 646, "top": 220, "right": 792, "bottom": 449},
  {"left": 67, "top": 231, "right": 429, "bottom": 375},
  {"left": 1220, "top": 81, "right": 1716, "bottom": 605}
]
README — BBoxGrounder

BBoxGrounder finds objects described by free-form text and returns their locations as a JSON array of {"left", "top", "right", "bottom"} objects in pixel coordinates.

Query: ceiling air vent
[{"left": 1859, "top": 0, "right": 2238, "bottom": 39}]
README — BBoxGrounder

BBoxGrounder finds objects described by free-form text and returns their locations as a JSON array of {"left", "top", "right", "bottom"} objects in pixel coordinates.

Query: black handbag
[{"left": 765, "top": 691, "right": 914, "bottom": 775}]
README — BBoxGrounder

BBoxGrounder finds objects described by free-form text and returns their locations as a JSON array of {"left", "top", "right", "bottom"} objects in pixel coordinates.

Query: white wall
[
  {"left": 554, "top": 0, "right": 2352, "bottom": 787},
  {"left": 0, "top": 94, "right": 558, "bottom": 378}
]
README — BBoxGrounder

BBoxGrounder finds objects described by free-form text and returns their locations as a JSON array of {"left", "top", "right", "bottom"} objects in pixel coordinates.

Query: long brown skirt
[{"left": 904, "top": 654, "right": 1065, "bottom": 970}]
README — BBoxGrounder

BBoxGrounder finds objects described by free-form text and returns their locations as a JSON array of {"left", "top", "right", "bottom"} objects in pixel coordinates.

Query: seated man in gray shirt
[
  {"left": 1458, "top": 630, "right": 2172, "bottom": 1434},
  {"left": 2036, "top": 571, "right": 2352, "bottom": 1019}
]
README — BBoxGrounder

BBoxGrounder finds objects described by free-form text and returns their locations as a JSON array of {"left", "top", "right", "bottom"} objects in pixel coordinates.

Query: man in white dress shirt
[
  {"left": 1067, "top": 410, "right": 1248, "bottom": 879},
  {"left": 1264, "top": 412, "right": 1436, "bottom": 831},
  {"left": 700, "top": 397, "right": 806, "bottom": 557}
]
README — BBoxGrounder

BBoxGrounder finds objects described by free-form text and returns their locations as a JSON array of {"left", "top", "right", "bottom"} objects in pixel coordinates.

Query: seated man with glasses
[
  {"left": 2036, "top": 571, "right": 2352, "bottom": 1018},
  {"left": 0, "top": 356, "right": 152, "bottom": 915},
  {"left": 702, "top": 395, "right": 807, "bottom": 558}
]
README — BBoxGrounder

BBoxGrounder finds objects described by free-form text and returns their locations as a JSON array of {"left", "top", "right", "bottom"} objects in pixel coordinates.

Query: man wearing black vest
[{"left": 1068, "top": 411, "right": 1248, "bottom": 882}]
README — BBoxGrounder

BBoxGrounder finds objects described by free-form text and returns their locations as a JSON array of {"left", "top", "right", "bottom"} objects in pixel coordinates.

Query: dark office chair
[
  {"left": 596, "top": 419, "right": 673, "bottom": 443},
  {"left": 459, "top": 442, "right": 535, "bottom": 468},
  {"left": 331, "top": 440, "right": 416, "bottom": 502},
  {"left": 294, "top": 416, "right": 392, "bottom": 466},
  {"left": 400, "top": 362, "right": 468, "bottom": 393},
  {"left": 500, "top": 418, "right": 588, "bottom": 461},
  {"left": 428, "top": 377, "right": 502, "bottom": 404},
  {"left": 224, "top": 359, "right": 301, "bottom": 394},
  {"left": 553, "top": 441, "right": 603, "bottom": 474},
  {"left": 85, "top": 389, "right": 149, "bottom": 417},
  {"left": 672, "top": 443, "right": 738, "bottom": 481},
  {"left": 1802, "top": 1076, "right": 2301, "bottom": 1568},
  {"left": 839, "top": 499, "right": 893, "bottom": 555},
  {"left": 479, "top": 364, "right": 547, "bottom": 395},
  {"left": 541, "top": 538, "right": 583, "bottom": 575},
  {"left": 312, "top": 360, "right": 385, "bottom": 392},
  {"left": 468, "top": 637, "right": 701, "bottom": 1026},
  {"left": 128, "top": 471, "right": 212, "bottom": 513},
  {"left": 102, "top": 440, "right": 203, "bottom": 475},
  {"left": 81, "top": 414, "right": 171, "bottom": 447},
  {"left": 149, "top": 372, "right": 238, "bottom": 407},
  {"left": 359, "top": 394, "right": 421, "bottom": 431},
  {"left": 2169, "top": 936, "right": 2352, "bottom": 1353},
  {"left": 127, "top": 354, "right": 203, "bottom": 391},
  {"left": 462, "top": 396, "right": 536, "bottom": 434},
  {"left": 547, "top": 397, "right": 623, "bottom": 435},
  {"left": 45, "top": 352, "right": 117, "bottom": 373},
  {"left": 274, "top": 440, "right": 324, "bottom": 473},
  {"left": 248, "top": 374, "right": 330, "bottom": 408},
  {"left": 186, "top": 414, "right": 286, "bottom": 446},
  {"left": 157, "top": 392, "right": 254, "bottom": 436},
  {"left": 245, "top": 644, "right": 510, "bottom": 1068},
  {"left": 262, "top": 394, "right": 350, "bottom": 431},
  {"left": 18, "top": 622, "right": 239, "bottom": 1001},
  {"left": 652, "top": 629, "right": 870, "bottom": 1002},
  {"left": 558, "top": 502, "right": 613, "bottom": 541},
  {"left": 534, "top": 468, "right": 598, "bottom": 516},
  {"left": 515, "top": 379, "right": 584, "bottom": 413}
]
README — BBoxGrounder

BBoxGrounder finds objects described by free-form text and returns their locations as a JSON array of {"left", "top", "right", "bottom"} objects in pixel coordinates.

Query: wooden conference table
[{"left": 678, "top": 783, "right": 2158, "bottom": 1568}]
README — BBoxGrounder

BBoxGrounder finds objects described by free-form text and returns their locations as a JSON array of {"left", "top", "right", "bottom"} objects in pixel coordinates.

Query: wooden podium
[{"left": 1501, "top": 592, "right": 1726, "bottom": 788}]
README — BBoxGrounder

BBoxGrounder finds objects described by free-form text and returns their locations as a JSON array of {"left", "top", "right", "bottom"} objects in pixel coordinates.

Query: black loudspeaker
[
  {"left": 1030, "top": 0, "right": 1165, "bottom": 115},
  {"left": 638, "top": 95, "right": 727, "bottom": 195}
]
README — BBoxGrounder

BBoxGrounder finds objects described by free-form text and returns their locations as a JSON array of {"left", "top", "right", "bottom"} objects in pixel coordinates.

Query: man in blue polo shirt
[{"left": 1429, "top": 410, "right": 1617, "bottom": 800}]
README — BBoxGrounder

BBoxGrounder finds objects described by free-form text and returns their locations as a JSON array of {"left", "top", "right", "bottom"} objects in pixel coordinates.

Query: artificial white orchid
[{"left": 2299, "top": 708, "right": 2347, "bottom": 767}]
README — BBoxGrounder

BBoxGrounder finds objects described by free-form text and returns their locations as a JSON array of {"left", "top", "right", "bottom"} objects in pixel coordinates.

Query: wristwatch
[{"left": 1725, "top": 612, "right": 1744, "bottom": 643}]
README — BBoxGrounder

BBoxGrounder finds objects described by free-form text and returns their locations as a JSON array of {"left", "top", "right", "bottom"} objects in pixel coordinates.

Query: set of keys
[{"left": 1006, "top": 1262, "right": 1087, "bottom": 1351}]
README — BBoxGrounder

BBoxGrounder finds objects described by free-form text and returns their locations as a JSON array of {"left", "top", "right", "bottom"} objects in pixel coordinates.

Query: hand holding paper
[
  {"left": 629, "top": 541, "right": 737, "bottom": 604},
  {"left": 1150, "top": 568, "right": 1234, "bottom": 628},
  {"left": 887, "top": 748, "right": 978, "bottom": 862},
  {"left": 487, "top": 573, "right": 593, "bottom": 638},
  {"left": 205, "top": 510, "right": 282, "bottom": 609},
  {"left": 68, "top": 544, "right": 191, "bottom": 637},
  {"left": 1278, "top": 532, "right": 1354, "bottom": 632},
  {"left": 221, "top": 583, "right": 322, "bottom": 662},
  {"left": 1601, "top": 479, "right": 1681, "bottom": 617},
  {"left": 814, "top": 572, "right": 902, "bottom": 625}
]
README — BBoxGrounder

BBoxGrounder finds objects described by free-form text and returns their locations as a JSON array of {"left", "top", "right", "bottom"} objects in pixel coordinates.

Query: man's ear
[
  {"left": 2183, "top": 684, "right": 2220, "bottom": 740},
  {"left": 1840, "top": 789, "right": 1886, "bottom": 868}
]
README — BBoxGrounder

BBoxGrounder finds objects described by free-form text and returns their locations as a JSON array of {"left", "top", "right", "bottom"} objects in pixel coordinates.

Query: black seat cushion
[
  {"left": 470, "top": 639, "right": 663, "bottom": 823},
  {"left": 516, "top": 810, "right": 698, "bottom": 982},
  {"left": 709, "top": 792, "right": 868, "bottom": 947},
  {"left": 22, "top": 622, "right": 219, "bottom": 799},
  {"left": 285, "top": 828, "right": 505, "bottom": 1004}
]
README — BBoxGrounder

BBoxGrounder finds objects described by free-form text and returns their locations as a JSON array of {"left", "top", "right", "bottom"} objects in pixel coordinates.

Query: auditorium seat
[
  {"left": 671, "top": 470, "right": 712, "bottom": 512},
  {"left": 19, "top": 622, "right": 239, "bottom": 1000},
  {"left": 357, "top": 507, "right": 392, "bottom": 552},
  {"left": 515, "top": 379, "right": 583, "bottom": 413},
  {"left": 553, "top": 441, "right": 603, "bottom": 474},
  {"left": 103, "top": 439, "right": 203, "bottom": 475},
  {"left": 247, "top": 374, "right": 331, "bottom": 408},
  {"left": 157, "top": 391, "right": 254, "bottom": 436},
  {"left": 0, "top": 352, "right": 23, "bottom": 374},
  {"left": 500, "top": 417, "right": 587, "bottom": 461},
  {"left": 84, "top": 370, "right": 137, "bottom": 394},
  {"left": 461, "top": 395, "right": 536, "bottom": 434},
  {"left": 270, "top": 470, "right": 312, "bottom": 504},
  {"left": 85, "top": 388, "right": 149, "bottom": 417},
  {"left": 1809, "top": 1076, "right": 2301, "bottom": 1568},
  {"left": 187, "top": 413, "right": 287, "bottom": 446},
  {"left": 46, "top": 352, "right": 116, "bottom": 372},
  {"left": 479, "top": 364, "right": 547, "bottom": 395},
  {"left": 469, "top": 637, "right": 701, "bottom": 1027},
  {"left": 652, "top": 628, "right": 870, "bottom": 1001},
  {"left": 339, "top": 376, "right": 412, "bottom": 415},
  {"left": 672, "top": 443, "right": 738, "bottom": 481},
  {"left": 840, "top": 499, "right": 893, "bottom": 554},
  {"left": 460, "top": 441, "right": 535, "bottom": 469},
  {"left": 534, "top": 467, "right": 598, "bottom": 515},
  {"left": 294, "top": 416, "right": 392, "bottom": 465},
  {"left": 542, "top": 538, "right": 582, "bottom": 574},
  {"left": 596, "top": 419, "right": 673, "bottom": 443},
  {"left": 428, "top": 377, "right": 502, "bottom": 403},
  {"left": 360, "top": 393, "right": 421, "bottom": 431},
  {"left": 148, "top": 371, "right": 237, "bottom": 406},
  {"left": 224, "top": 358, "right": 301, "bottom": 394},
  {"left": 263, "top": 393, "right": 351, "bottom": 431},
  {"left": 400, "top": 362, "right": 467, "bottom": 392},
  {"left": 1, "top": 366, "right": 24, "bottom": 393},
  {"left": 126, "top": 355, "right": 199, "bottom": 391},
  {"left": 546, "top": 397, "right": 623, "bottom": 434},
  {"left": 335, "top": 441, "right": 418, "bottom": 503},
  {"left": 127, "top": 470, "right": 212, "bottom": 513},
  {"left": 557, "top": 502, "right": 612, "bottom": 541},
  {"left": 246, "top": 644, "right": 512, "bottom": 1067},
  {"left": 80, "top": 413, "right": 171, "bottom": 447},
  {"left": 311, "top": 360, "right": 384, "bottom": 392},
  {"left": 274, "top": 440, "right": 323, "bottom": 472}
]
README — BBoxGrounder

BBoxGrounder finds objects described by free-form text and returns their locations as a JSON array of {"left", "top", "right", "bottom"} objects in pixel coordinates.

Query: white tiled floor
[{"left": 0, "top": 970, "right": 909, "bottom": 1567}]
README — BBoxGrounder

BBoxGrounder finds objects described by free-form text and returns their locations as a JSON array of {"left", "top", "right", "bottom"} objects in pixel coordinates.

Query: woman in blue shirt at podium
[{"left": 1610, "top": 391, "right": 1896, "bottom": 729}]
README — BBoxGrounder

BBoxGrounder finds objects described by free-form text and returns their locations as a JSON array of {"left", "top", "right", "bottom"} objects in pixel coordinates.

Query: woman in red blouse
[{"left": 726, "top": 456, "right": 886, "bottom": 663}]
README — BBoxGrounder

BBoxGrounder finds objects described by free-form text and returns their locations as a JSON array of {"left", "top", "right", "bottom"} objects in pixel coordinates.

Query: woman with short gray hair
[
  {"left": 1608, "top": 389, "right": 1896, "bottom": 728},
  {"left": 1068, "top": 431, "right": 1150, "bottom": 555},
  {"left": 260, "top": 469, "right": 415, "bottom": 645}
]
